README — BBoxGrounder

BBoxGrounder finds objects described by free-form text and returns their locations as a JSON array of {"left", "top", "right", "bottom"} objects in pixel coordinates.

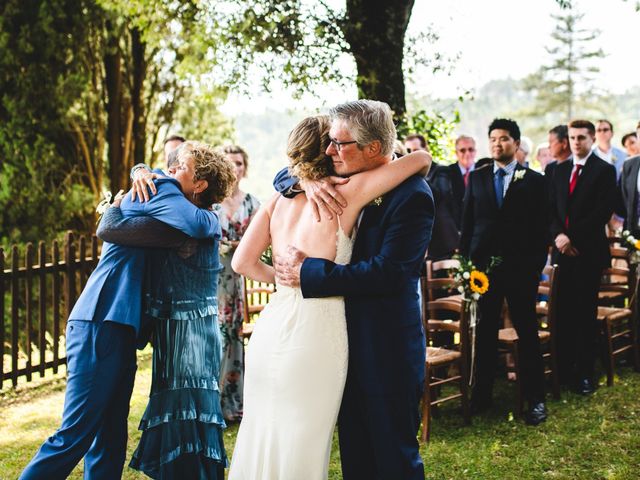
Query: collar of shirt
[
  {"left": 493, "top": 159, "right": 518, "bottom": 197},
  {"left": 458, "top": 163, "right": 474, "bottom": 176},
  {"left": 593, "top": 146, "right": 612, "bottom": 163},
  {"left": 573, "top": 156, "right": 588, "bottom": 166}
]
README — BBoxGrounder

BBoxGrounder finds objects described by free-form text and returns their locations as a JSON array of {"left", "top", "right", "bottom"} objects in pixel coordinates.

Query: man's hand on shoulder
[
  {"left": 300, "top": 176, "right": 349, "bottom": 222},
  {"left": 273, "top": 245, "right": 308, "bottom": 288}
]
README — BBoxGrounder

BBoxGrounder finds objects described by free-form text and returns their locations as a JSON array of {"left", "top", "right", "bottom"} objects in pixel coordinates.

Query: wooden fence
[{"left": 1, "top": 232, "right": 100, "bottom": 389}]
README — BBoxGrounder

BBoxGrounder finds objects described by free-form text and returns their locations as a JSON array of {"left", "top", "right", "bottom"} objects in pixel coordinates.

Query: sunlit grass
[{"left": 2, "top": 357, "right": 640, "bottom": 479}]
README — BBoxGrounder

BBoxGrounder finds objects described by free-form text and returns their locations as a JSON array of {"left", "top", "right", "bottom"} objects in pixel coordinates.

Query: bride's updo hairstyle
[{"left": 287, "top": 115, "right": 334, "bottom": 181}]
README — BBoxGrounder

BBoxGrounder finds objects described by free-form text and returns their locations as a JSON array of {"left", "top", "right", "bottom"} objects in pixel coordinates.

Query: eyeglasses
[
  {"left": 329, "top": 137, "right": 357, "bottom": 151},
  {"left": 457, "top": 148, "right": 476, "bottom": 153},
  {"left": 596, "top": 128, "right": 611, "bottom": 132}
]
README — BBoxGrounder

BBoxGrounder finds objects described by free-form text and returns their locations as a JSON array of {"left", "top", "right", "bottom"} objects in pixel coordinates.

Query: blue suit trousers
[
  {"left": 20, "top": 319, "right": 137, "bottom": 480},
  {"left": 338, "top": 373, "right": 425, "bottom": 480}
]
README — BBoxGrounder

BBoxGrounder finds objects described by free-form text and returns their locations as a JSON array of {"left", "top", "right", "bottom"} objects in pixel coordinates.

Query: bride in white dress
[{"left": 229, "top": 114, "right": 431, "bottom": 479}]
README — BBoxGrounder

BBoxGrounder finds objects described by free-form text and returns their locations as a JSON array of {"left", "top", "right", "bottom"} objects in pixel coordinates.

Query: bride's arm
[
  {"left": 338, "top": 150, "right": 431, "bottom": 210},
  {"left": 231, "top": 193, "right": 278, "bottom": 283}
]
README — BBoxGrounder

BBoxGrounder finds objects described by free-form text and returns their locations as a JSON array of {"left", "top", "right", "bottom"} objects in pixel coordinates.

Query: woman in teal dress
[
  {"left": 97, "top": 141, "right": 236, "bottom": 478},
  {"left": 214, "top": 145, "right": 261, "bottom": 422}
]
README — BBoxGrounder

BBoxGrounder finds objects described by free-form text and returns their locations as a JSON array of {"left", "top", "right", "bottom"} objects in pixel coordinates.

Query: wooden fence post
[
  {"left": 52, "top": 241, "right": 61, "bottom": 374},
  {"left": 64, "top": 232, "right": 76, "bottom": 322},
  {"left": 11, "top": 246, "right": 19, "bottom": 387},
  {"left": 38, "top": 241, "right": 47, "bottom": 378},
  {"left": 25, "top": 243, "right": 33, "bottom": 382},
  {"left": 0, "top": 247, "right": 4, "bottom": 389}
]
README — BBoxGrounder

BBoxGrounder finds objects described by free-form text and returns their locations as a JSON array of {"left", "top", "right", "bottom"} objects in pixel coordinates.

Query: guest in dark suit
[
  {"left": 544, "top": 125, "right": 572, "bottom": 179},
  {"left": 549, "top": 119, "right": 617, "bottom": 395},
  {"left": 426, "top": 135, "right": 476, "bottom": 259},
  {"left": 405, "top": 133, "right": 439, "bottom": 182},
  {"left": 460, "top": 118, "right": 548, "bottom": 425},
  {"left": 619, "top": 122, "right": 640, "bottom": 233}
]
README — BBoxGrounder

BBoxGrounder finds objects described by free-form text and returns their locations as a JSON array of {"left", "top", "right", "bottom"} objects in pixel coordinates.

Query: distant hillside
[{"left": 231, "top": 80, "right": 640, "bottom": 201}]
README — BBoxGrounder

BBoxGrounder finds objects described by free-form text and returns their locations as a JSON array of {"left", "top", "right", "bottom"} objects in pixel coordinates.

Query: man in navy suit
[
  {"left": 460, "top": 118, "right": 549, "bottom": 425},
  {"left": 274, "top": 100, "right": 434, "bottom": 480},
  {"left": 550, "top": 119, "right": 617, "bottom": 394},
  {"left": 20, "top": 146, "right": 219, "bottom": 480}
]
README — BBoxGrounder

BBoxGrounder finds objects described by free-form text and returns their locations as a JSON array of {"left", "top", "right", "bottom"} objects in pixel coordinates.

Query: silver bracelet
[{"left": 130, "top": 163, "right": 151, "bottom": 180}]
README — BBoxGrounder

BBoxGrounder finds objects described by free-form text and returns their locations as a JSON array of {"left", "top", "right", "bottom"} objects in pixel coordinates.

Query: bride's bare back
[{"left": 269, "top": 193, "right": 360, "bottom": 263}]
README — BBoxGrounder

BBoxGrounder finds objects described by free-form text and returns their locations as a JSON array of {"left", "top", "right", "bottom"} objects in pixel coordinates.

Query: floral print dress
[{"left": 214, "top": 192, "right": 261, "bottom": 421}]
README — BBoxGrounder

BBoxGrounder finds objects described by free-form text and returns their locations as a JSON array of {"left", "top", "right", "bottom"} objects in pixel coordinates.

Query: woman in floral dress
[{"left": 214, "top": 145, "right": 261, "bottom": 422}]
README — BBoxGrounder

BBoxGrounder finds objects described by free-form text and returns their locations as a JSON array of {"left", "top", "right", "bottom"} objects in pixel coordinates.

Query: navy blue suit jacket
[{"left": 299, "top": 175, "right": 434, "bottom": 395}]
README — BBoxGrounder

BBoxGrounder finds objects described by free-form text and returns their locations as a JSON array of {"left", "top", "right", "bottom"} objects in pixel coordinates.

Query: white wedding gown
[{"left": 228, "top": 227, "right": 353, "bottom": 480}]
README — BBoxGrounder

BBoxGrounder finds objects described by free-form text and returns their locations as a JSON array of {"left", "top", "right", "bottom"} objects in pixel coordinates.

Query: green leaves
[{"left": 396, "top": 109, "right": 460, "bottom": 163}]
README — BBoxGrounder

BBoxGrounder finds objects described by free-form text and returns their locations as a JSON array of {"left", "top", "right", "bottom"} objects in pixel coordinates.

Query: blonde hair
[
  {"left": 223, "top": 144, "right": 249, "bottom": 176},
  {"left": 176, "top": 141, "right": 236, "bottom": 206},
  {"left": 287, "top": 115, "right": 334, "bottom": 181}
]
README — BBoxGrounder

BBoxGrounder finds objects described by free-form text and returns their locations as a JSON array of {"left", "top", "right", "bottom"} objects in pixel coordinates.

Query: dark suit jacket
[
  {"left": 620, "top": 155, "right": 640, "bottom": 232},
  {"left": 426, "top": 165, "right": 461, "bottom": 259},
  {"left": 549, "top": 153, "right": 617, "bottom": 268},
  {"left": 300, "top": 176, "right": 434, "bottom": 394},
  {"left": 460, "top": 162, "right": 548, "bottom": 273}
]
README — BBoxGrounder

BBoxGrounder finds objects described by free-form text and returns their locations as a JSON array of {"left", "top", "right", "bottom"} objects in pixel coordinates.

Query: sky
[{"left": 221, "top": 0, "right": 640, "bottom": 115}]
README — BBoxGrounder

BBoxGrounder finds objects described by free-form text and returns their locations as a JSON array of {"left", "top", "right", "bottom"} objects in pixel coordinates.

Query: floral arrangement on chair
[
  {"left": 621, "top": 230, "right": 640, "bottom": 264},
  {"left": 451, "top": 254, "right": 500, "bottom": 302},
  {"left": 450, "top": 254, "right": 500, "bottom": 386}
]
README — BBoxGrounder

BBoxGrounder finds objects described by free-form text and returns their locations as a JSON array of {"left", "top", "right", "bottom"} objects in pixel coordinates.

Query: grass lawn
[{"left": 1, "top": 354, "right": 640, "bottom": 479}]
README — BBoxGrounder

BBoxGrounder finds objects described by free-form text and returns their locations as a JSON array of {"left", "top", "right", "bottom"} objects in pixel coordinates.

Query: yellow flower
[
  {"left": 469, "top": 270, "right": 489, "bottom": 295},
  {"left": 634, "top": 240, "right": 640, "bottom": 251}
]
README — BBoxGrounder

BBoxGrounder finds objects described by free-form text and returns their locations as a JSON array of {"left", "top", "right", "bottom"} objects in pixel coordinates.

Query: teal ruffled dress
[{"left": 129, "top": 238, "right": 227, "bottom": 478}]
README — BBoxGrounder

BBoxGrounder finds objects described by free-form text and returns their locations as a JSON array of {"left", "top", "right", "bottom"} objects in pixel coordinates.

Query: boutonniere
[
  {"left": 612, "top": 154, "right": 618, "bottom": 164},
  {"left": 368, "top": 195, "right": 384, "bottom": 207},
  {"left": 513, "top": 170, "right": 526, "bottom": 182}
]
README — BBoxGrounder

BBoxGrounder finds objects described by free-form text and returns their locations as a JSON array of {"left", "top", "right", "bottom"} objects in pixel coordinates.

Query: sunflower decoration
[
  {"left": 469, "top": 270, "right": 489, "bottom": 295},
  {"left": 621, "top": 230, "right": 640, "bottom": 265},
  {"left": 451, "top": 254, "right": 500, "bottom": 302}
]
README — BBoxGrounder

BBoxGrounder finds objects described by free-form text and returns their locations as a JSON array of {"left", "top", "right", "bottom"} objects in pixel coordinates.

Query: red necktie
[
  {"left": 565, "top": 164, "right": 583, "bottom": 229},
  {"left": 463, "top": 169, "right": 470, "bottom": 187},
  {"left": 569, "top": 164, "right": 582, "bottom": 196}
]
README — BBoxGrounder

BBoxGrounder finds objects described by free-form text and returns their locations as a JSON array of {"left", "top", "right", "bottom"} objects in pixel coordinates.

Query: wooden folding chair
[
  {"left": 598, "top": 245, "right": 631, "bottom": 308},
  {"left": 596, "top": 245, "right": 640, "bottom": 386},
  {"left": 420, "top": 291, "right": 471, "bottom": 442},
  {"left": 241, "top": 276, "right": 275, "bottom": 342}
]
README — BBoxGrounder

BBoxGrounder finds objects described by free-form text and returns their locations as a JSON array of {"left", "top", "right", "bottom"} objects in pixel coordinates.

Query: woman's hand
[
  {"left": 111, "top": 189, "right": 125, "bottom": 208},
  {"left": 131, "top": 170, "right": 162, "bottom": 202},
  {"left": 299, "top": 176, "right": 349, "bottom": 221}
]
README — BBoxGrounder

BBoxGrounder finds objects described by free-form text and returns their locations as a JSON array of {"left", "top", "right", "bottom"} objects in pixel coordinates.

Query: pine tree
[{"left": 524, "top": 10, "right": 606, "bottom": 122}]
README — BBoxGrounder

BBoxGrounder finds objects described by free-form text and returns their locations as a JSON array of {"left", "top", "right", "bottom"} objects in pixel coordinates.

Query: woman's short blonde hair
[
  {"left": 177, "top": 141, "right": 236, "bottom": 206},
  {"left": 287, "top": 115, "right": 334, "bottom": 181}
]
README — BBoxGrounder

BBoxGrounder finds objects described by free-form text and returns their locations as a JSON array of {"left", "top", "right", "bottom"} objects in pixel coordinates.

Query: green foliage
[
  {"left": 0, "top": 0, "right": 97, "bottom": 245},
  {"left": 210, "top": 1, "right": 352, "bottom": 97},
  {"left": 397, "top": 109, "right": 460, "bottom": 163},
  {"left": 522, "top": 10, "right": 607, "bottom": 124},
  {"left": 0, "top": 0, "right": 233, "bottom": 244}
]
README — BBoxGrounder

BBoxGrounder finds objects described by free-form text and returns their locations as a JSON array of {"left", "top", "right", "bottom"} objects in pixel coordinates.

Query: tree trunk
[
  {"left": 104, "top": 21, "right": 124, "bottom": 192},
  {"left": 342, "top": 0, "right": 414, "bottom": 119},
  {"left": 130, "top": 27, "right": 147, "bottom": 166}
]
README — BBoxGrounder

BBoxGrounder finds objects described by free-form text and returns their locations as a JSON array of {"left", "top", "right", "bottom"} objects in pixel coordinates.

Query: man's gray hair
[{"left": 329, "top": 100, "right": 396, "bottom": 156}]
